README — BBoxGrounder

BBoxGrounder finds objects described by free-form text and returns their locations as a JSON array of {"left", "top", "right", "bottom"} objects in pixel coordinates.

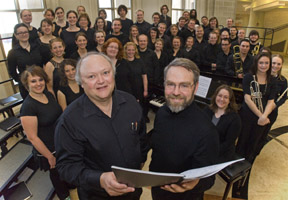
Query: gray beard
[{"left": 166, "top": 95, "right": 194, "bottom": 113}]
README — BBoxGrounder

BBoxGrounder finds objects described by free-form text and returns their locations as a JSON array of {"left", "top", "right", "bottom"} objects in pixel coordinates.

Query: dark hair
[
  {"left": 13, "top": 23, "right": 29, "bottom": 34},
  {"left": 55, "top": 7, "right": 64, "bottom": 14},
  {"left": 178, "top": 16, "right": 186, "bottom": 22},
  {"left": 209, "top": 17, "right": 219, "bottom": 28},
  {"left": 260, "top": 46, "right": 271, "bottom": 57},
  {"left": 75, "top": 32, "right": 88, "bottom": 41},
  {"left": 172, "top": 36, "right": 182, "bottom": 47},
  {"left": 66, "top": 10, "right": 78, "bottom": 19},
  {"left": 94, "top": 17, "right": 107, "bottom": 31},
  {"left": 239, "top": 38, "right": 250, "bottom": 45},
  {"left": 21, "top": 66, "right": 49, "bottom": 91},
  {"left": 102, "top": 38, "right": 123, "bottom": 60},
  {"left": 209, "top": 84, "right": 238, "bottom": 113},
  {"left": 112, "top": 18, "right": 122, "bottom": 25},
  {"left": 117, "top": 5, "right": 128, "bottom": 15},
  {"left": 250, "top": 52, "right": 272, "bottom": 83},
  {"left": 152, "top": 12, "right": 161, "bottom": 19},
  {"left": 221, "top": 38, "right": 231, "bottom": 44},
  {"left": 201, "top": 16, "right": 208, "bottom": 20},
  {"left": 160, "top": 5, "right": 169, "bottom": 13},
  {"left": 78, "top": 12, "right": 91, "bottom": 27},
  {"left": 59, "top": 59, "right": 77, "bottom": 86},
  {"left": 40, "top": 18, "right": 53, "bottom": 28},
  {"left": 189, "top": 9, "right": 197, "bottom": 19},
  {"left": 129, "top": 25, "right": 139, "bottom": 42},
  {"left": 149, "top": 27, "right": 159, "bottom": 39},
  {"left": 249, "top": 30, "right": 259, "bottom": 37},
  {"left": 44, "top": 9, "right": 55, "bottom": 17},
  {"left": 98, "top": 9, "right": 107, "bottom": 18}
]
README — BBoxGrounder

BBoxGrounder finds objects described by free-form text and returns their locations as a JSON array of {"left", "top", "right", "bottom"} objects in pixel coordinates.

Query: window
[
  {"left": 0, "top": 0, "right": 45, "bottom": 56},
  {"left": 98, "top": 0, "right": 132, "bottom": 21},
  {"left": 171, "top": 0, "right": 195, "bottom": 24}
]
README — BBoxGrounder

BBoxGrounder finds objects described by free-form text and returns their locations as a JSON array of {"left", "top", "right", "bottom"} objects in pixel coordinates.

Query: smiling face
[
  {"left": 215, "top": 88, "right": 230, "bottom": 110},
  {"left": 150, "top": 29, "right": 157, "bottom": 39},
  {"left": 106, "top": 42, "right": 119, "bottom": 58},
  {"left": 172, "top": 38, "right": 181, "bottom": 49},
  {"left": 257, "top": 56, "right": 270, "bottom": 74},
  {"left": 67, "top": 12, "right": 77, "bottom": 26},
  {"left": 137, "top": 11, "right": 144, "bottom": 23},
  {"left": 131, "top": 27, "right": 139, "bottom": 37},
  {"left": 272, "top": 56, "right": 283, "bottom": 75},
  {"left": 155, "top": 41, "right": 163, "bottom": 51},
  {"left": 51, "top": 41, "right": 65, "bottom": 57},
  {"left": 80, "top": 55, "right": 115, "bottom": 103},
  {"left": 170, "top": 26, "right": 178, "bottom": 36},
  {"left": 27, "top": 74, "right": 46, "bottom": 94},
  {"left": 15, "top": 26, "right": 29, "bottom": 42},
  {"left": 112, "top": 20, "right": 122, "bottom": 34},
  {"left": 208, "top": 33, "right": 217, "bottom": 45},
  {"left": 95, "top": 32, "right": 105, "bottom": 45},
  {"left": 21, "top": 10, "right": 32, "bottom": 24},
  {"left": 41, "top": 21, "right": 52, "bottom": 35},
  {"left": 79, "top": 17, "right": 89, "bottom": 29},
  {"left": 44, "top": 10, "right": 54, "bottom": 22},
  {"left": 138, "top": 35, "right": 148, "bottom": 50},
  {"left": 76, "top": 35, "right": 87, "bottom": 49},
  {"left": 64, "top": 64, "right": 76, "bottom": 81},
  {"left": 96, "top": 18, "right": 105, "bottom": 29},
  {"left": 55, "top": 8, "right": 64, "bottom": 20},
  {"left": 126, "top": 44, "right": 136, "bottom": 59}
]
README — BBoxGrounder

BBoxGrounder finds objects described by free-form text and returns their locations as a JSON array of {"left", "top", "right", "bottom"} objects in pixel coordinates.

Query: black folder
[{"left": 0, "top": 117, "right": 20, "bottom": 131}]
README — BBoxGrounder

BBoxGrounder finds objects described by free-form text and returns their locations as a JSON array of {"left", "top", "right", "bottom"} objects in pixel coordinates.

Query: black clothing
[
  {"left": 53, "top": 23, "right": 62, "bottom": 37},
  {"left": 249, "top": 43, "right": 263, "bottom": 56},
  {"left": 230, "top": 40, "right": 240, "bottom": 51},
  {"left": 121, "top": 18, "right": 134, "bottom": 35},
  {"left": 106, "top": 33, "right": 129, "bottom": 46},
  {"left": 58, "top": 85, "right": 84, "bottom": 106},
  {"left": 49, "top": 59, "right": 63, "bottom": 95},
  {"left": 115, "top": 59, "right": 134, "bottom": 95},
  {"left": 156, "top": 51, "right": 169, "bottom": 85},
  {"left": 159, "top": 34, "right": 172, "bottom": 51},
  {"left": 38, "top": 39, "right": 52, "bottom": 65},
  {"left": 60, "top": 29, "right": 82, "bottom": 58},
  {"left": 135, "top": 21, "right": 151, "bottom": 35},
  {"left": 216, "top": 50, "right": 232, "bottom": 73},
  {"left": 225, "top": 53, "right": 253, "bottom": 76},
  {"left": 202, "top": 44, "right": 220, "bottom": 71},
  {"left": 7, "top": 41, "right": 43, "bottom": 99},
  {"left": 183, "top": 48, "right": 200, "bottom": 66},
  {"left": 126, "top": 58, "right": 146, "bottom": 102},
  {"left": 55, "top": 90, "right": 149, "bottom": 199},
  {"left": 193, "top": 39, "right": 207, "bottom": 68},
  {"left": 204, "top": 27, "right": 214, "bottom": 41},
  {"left": 204, "top": 108, "right": 241, "bottom": 162},
  {"left": 83, "top": 28, "right": 95, "bottom": 51},
  {"left": 179, "top": 29, "right": 195, "bottom": 43},
  {"left": 70, "top": 51, "right": 81, "bottom": 61},
  {"left": 150, "top": 102, "right": 219, "bottom": 200},
  {"left": 230, "top": 36, "right": 238, "bottom": 43},
  {"left": 160, "top": 15, "right": 172, "bottom": 28},
  {"left": 12, "top": 26, "right": 39, "bottom": 48},
  {"left": 54, "top": 21, "right": 69, "bottom": 30},
  {"left": 106, "top": 20, "right": 112, "bottom": 35},
  {"left": 138, "top": 48, "right": 160, "bottom": 85},
  {"left": 236, "top": 73, "right": 276, "bottom": 162},
  {"left": 167, "top": 48, "right": 185, "bottom": 63}
]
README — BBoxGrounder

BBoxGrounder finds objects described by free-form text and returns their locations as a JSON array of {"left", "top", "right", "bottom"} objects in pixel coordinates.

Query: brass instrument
[
  {"left": 233, "top": 45, "right": 243, "bottom": 76},
  {"left": 276, "top": 87, "right": 288, "bottom": 102},
  {"left": 252, "top": 42, "right": 261, "bottom": 56},
  {"left": 250, "top": 75, "right": 264, "bottom": 113}
]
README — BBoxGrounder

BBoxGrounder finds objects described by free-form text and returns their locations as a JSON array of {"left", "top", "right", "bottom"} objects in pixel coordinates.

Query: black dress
[
  {"left": 38, "top": 39, "right": 53, "bottom": 65},
  {"left": 59, "top": 85, "right": 84, "bottom": 106},
  {"left": 156, "top": 51, "right": 169, "bottom": 85},
  {"left": 49, "top": 59, "right": 63, "bottom": 96},
  {"left": 60, "top": 29, "right": 82, "bottom": 58},
  {"left": 115, "top": 59, "right": 134, "bottom": 95}
]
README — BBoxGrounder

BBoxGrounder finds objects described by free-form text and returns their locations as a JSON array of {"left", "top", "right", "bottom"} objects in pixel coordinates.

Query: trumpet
[
  {"left": 252, "top": 42, "right": 261, "bottom": 56},
  {"left": 233, "top": 45, "right": 243, "bottom": 76},
  {"left": 250, "top": 75, "right": 263, "bottom": 113}
]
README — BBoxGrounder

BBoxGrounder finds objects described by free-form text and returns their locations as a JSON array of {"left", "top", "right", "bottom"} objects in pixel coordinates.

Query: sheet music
[{"left": 196, "top": 75, "right": 212, "bottom": 98}]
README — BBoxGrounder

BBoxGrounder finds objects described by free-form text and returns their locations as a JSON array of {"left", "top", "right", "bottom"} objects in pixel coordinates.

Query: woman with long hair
[
  {"left": 204, "top": 85, "right": 241, "bottom": 161},
  {"left": 154, "top": 38, "right": 168, "bottom": 85},
  {"left": 70, "top": 32, "right": 88, "bottom": 60},
  {"left": 94, "top": 30, "right": 106, "bottom": 52},
  {"left": 57, "top": 59, "right": 84, "bottom": 111},
  {"left": 78, "top": 12, "right": 95, "bottom": 50},
  {"left": 93, "top": 17, "right": 108, "bottom": 35},
  {"left": 167, "top": 36, "right": 184, "bottom": 62},
  {"left": 236, "top": 52, "right": 276, "bottom": 163},
  {"left": 148, "top": 27, "right": 159, "bottom": 50},
  {"left": 54, "top": 7, "right": 68, "bottom": 29},
  {"left": 98, "top": 9, "right": 112, "bottom": 34},
  {"left": 129, "top": 25, "right": 139, "bottom": 45}
]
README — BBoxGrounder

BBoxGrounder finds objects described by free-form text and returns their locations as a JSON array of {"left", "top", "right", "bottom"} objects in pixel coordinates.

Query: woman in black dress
[
  {"left": 123, "top": 42, "right": 148, "bottom": 104},
  {"left": 98, "top": 9, "right": 112, "bottom": 34},
  {"left": 42, "top": 9, "right": 61, "bottom": 37},
  {"left": 70, "top": 32, "right": 88, "bottom": 61},
  {"left": 93, "top": 17, "right": 108, "bottom": 35},
  {"left": 148, "top": 27, "right": 159, "bottom": 50},
  {"left": 167, "top": 36, "right": 184, "bottom": 62},
  {"left": 44, "top": 38, "right": 65, "bottom": 97},
  {"left": 20, "top": 66, "right": 70, "bottom": 200},
  {"left": 8, "top": 23, "right": 43, "bottom": 99},
  {"left": 54, "top": 7, "right": 68, "bottom": 30},
  {"left": 236, "top": 52, "right": 276, "bottom": 163},
  {"left": 102, "top": 38, "right": 134, "bottom": 94},
  {"left": 94, "top": 30, "right": 106, "bottom": 52},
  {"left": 129, "top": 25, "right": 139, "bottom": 45},
  {"left": 57, "top": 59, "right": 84, "bottom": 111},
  {"left": 204, "top": 85, "right": 241, "bottom": 162},
  {"left": 60, "top": 10, "right": 82, "bottom": 58},
  {"left": 77, "top": 13, "right": 95, "bottom": 51},
  {"left": 154, "top": 38, "right": 169, "bottom": 85}
]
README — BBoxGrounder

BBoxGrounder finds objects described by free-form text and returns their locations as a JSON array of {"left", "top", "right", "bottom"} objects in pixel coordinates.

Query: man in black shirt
[
  {"left": 201, "top": 16, "right": 209, "bottom": 30},
  {"left": 55, "top": 52, "right": 148, "bottom": 199},
  {"left": 135, "top": 9, "right": 151, "bottom": 35},
  {"left": 230, "top": 26, "right": 238, "bottom": 43},
  {"left": 216, "top": 38, "right": 232, "bottom": 73},
  {"left": 179, "top": 19, "right": 196, "bottom": 43},
  {"left": 202, "top": 31, "right": 220, "bottom": 71},
  {"left": 106, "top": 18, "right": 129, "bottom": 46},
  {"left": 158, "top": 23, "right": 171, "bottom": 50},
  {"left": 150, "top": 58, "right": 219, "bottom": 200},
  {"left": 118, "top": 5, "right": 133, "bottom": 36},
  {"left": 160, "top": 5, "right": 171, "bottom": 28},
  {"left": 152, "top": 12, "right": 161, "bottom": 28},
  {"left": 231, "top": 29, "right": 245, "bottom": 50},
  {"left": 249, "top": 30, "right": 263, "bottom": 56}
]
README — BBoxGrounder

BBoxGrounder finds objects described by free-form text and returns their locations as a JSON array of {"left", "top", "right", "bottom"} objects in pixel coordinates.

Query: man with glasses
[
  {"left": 149, "top": 58, "right": 219, "bottom": 200},
  {"left": 216, "top": 38, "right": 232, "bottom": 73}
]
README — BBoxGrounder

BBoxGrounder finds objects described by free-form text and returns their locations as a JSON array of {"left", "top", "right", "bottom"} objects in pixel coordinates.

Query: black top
[
  {"left": 126, "top": 58, "right": 147, "bottom": 101},
  {"left": 70, "top": 51, "right": 81, "bottom": 61},
  {"left": 202, "top": 43, "right": 220, "bottom": 70},
  {"left": 204, "top": 108, "right": 241, "bottom": 161},
  {"left": 12, "top": 26, "right": 39, "bottom": 48},
  {"left": 7, "top": 42, "right": 43, "bottom": 82},
  {"left": 225, "top": 53, "right": 253, "bottom": 76},
  {"left": 159, "top": 34, "right": 172, "bottom": 52},
  {"left": 150, "top": 102, "right": 219, "bottom": 199},
  {"left": 55, "top": 90, "right": 148, "bottom": 199},
  {"left": 83, "top": 28, "right": 95, "bottom": 51},
  {"left": 120, "top": 18, "right": 134, "bottom": 36},
  {"left": 274, "top": 75, "right": 287, "bottom": 108},
  {"left": 59, "top": 85, "right": 84, "bottom": 105},
  {"left": 160, "top": 15, "right": 172, "bottom": 28},
  {"left": 106, "top": 20, "right": 112, "bottom": 35},
  {"left": 54, "top": 21, "right": 69, "bottom": 30},
  {"left": 60, "top": 29, "right": 83, "bottom": 58},
  {"left": 105, "top": 33, "right": 129, "bottom": 46},
  {"left": 156, "top": 51, "right": 169, "bottom": 85},
  {"left": 49, "top": 59, "right": 63, "bottom": 95},
  {"left": 203, "top": 27, "right": 214, "bottom": 41},
  {"left": 179, "top": 29, "right": 195, "bottom": 43},
  {"left": 183, "top": 48, "right": 200, "bottom": 66},
  {"left": 216, "top": 50, "right": 232, "bottom": 73},
  {"left": 20, "top": 91, "right": 62, "bottom": 153},
  {"left": 38, "top": 39, "right": 52, "bottom": 65},
  {"left": 115, "top": 59, "right": 134, "bottom": 95},
  {"left": 167, "top": 48, "right": 185, "bottom": 63},
  {"left": 135, "top": 21, "right": 151, "bottom": 35}
]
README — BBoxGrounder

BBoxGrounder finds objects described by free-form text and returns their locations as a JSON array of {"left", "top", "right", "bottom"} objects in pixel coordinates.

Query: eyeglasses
[
  {"left": 16, "top": 31, "right": 29, "bottom": 36},
  {"left": 165, "top": 81, "right": 194, "bottom": 92}
]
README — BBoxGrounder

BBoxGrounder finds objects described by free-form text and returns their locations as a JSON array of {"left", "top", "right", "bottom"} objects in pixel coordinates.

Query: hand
[
  {"left": 237, "top": 73, "right": 244, "bottom": 79},
  {"left": 160, "top": 179, "right": 199, "bottom": 193},
  {"left": 100, "top": 172, "right": 135, "bottom": 196},
  {"left": 211, "top": 63, "right": 216, "bottom": 70},
  {"left": 48, "top": 155, "right": 56, "bottom": 169},
  {"left": 143, "top": 91, "right": 148, "bottom": 98},
  {"left": 258, "top": 115, "right": 270, "bottom": 126}
]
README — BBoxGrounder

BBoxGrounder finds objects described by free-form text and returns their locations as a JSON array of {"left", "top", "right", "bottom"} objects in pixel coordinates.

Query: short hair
[
  {"left": 152, "top": 12, "right": 161, "bottom": 18},
  {"left": 138, "top": 34, "right": 148, "bottom": 41},
  {"left": 149, "top": 27, "right": 159, "bottom": 38},
  {"left": 178, "top": 16, "right": 186, "bottom": 21},
  {"left": 112, "top": 18, "right": 122, "bottom": 25},
  {"left": 44, "top": 9, "right": 55, "bottom": 17},
  {"left": 123, "top": 42, "right": 140, "bottom": 59},
  {"left": 209, "top": 84, "right": 238, "bottom": 113},
  {"left": 195, "top": 25, "right": 203, "bottom": 31},
  {"left": 158, "top": 22, "right": 167, "bottom": 28},
  {"left": 249, "top": 30, "right": 259, "bottom": 37},
  {"left": 75, "top": 52, "right": 114, "bottom": 85},
  {"left": 160, "top": 5, "right": 169, "bottom": 13},
  {"left": 102, "top": 38, "right": 123, "bottom": 60},
  {"left": 155, "top": 38, "right": 164, "bottom": 47},
  {"left": 117, "top": 4, "right": 128, "bottom": 15},
  {"left": 21, "top": 66, "right": 49, "bottom": 91},
  {"left": 49, "top": 37, "right": 65, "bottom": 50},
  {"left": 75, "top": 32, "right": 88, "bottom": 41},
  {"left": 13, "top": 23, "right": 28, "bottom": 34},
  {"left": 59, "top": 59, "right": 77, "bottom": 86},
  {"left": 66, "top": 10, "right": 78, "bottom": 19},
  {"left": 40, "top": 18, "right": 53, "bottom": 28},
  {"left": 78, "top": 12, "right": 91, "bottom": 26},
  {"left": 201, "top": 16, "right": 208, "bottom": 20},
  {"left": 136, "top": 9, "right": 144, "bottom": 14},
  {"left": 164, "top": 58, "right": 200, "bottom": 84},
  {"left": 250, "top": 52, "right": 272, "bottom": 82},
  {"left": 20, "top": 9, "right": 31, "bottom": 18},
  {"left": 55, "top": 7, "right": 64, "bottom": 14},
  {"left": 98, "top": 9, "right": 107, "bottom": 18},
  {"left": 260, "top": 46, "right": 272, "bottom": 56},
  {"left": 239, "top": 38, "right": 250, "bottom": 46},
  {"left": 221, "top": 38, "right": 231, "bottom": 44},
  {"left": 230, "top": 26, "right": 238, "bottom": 31}
]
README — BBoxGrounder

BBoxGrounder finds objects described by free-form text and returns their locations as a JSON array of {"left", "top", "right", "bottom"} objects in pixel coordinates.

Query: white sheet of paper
[{"left": 195, "top": 75, "right": 212, "bottom": 98}]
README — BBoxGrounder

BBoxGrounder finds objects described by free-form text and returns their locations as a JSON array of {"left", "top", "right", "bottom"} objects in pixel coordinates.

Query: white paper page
[
  {"left": 181, "top": 158, "right": 245, "bottom": 180},
  {"left": 195, "top": 75, "right": 212, "bottom": 98}
]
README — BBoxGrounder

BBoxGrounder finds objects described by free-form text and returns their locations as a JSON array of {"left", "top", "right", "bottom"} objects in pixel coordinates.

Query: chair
[{"left": 218, "top": 157, "right": 251, "bottom": 200}]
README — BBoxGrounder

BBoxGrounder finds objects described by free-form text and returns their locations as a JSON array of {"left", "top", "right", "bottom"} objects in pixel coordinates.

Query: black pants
[{"left": 50, "top": 168, "right": 70, "bottom": 200}]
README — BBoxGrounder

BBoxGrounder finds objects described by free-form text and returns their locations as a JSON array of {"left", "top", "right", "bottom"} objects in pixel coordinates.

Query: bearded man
[{"left": 149, "top": 58, "right": 219, "bottom": 200}]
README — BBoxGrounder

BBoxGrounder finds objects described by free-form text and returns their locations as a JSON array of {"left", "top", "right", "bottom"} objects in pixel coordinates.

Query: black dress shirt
[
  {"left": 106, "top": 33, "right": 129, "bottom": 46},
  {"left": 160, "top": 15, "right": 172, "bottom": 28},
  {"left": 216, "top": 50, "right": 232, "bottom": 73},
  {"left": 134, "top": 21, "right": 151, "bottom": 35},
  {"left": 225, "top": 53, "right": 253, "bottom": 76},
  {"left": 121, "top": 18, "right": 134, "bottom": 35}
]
